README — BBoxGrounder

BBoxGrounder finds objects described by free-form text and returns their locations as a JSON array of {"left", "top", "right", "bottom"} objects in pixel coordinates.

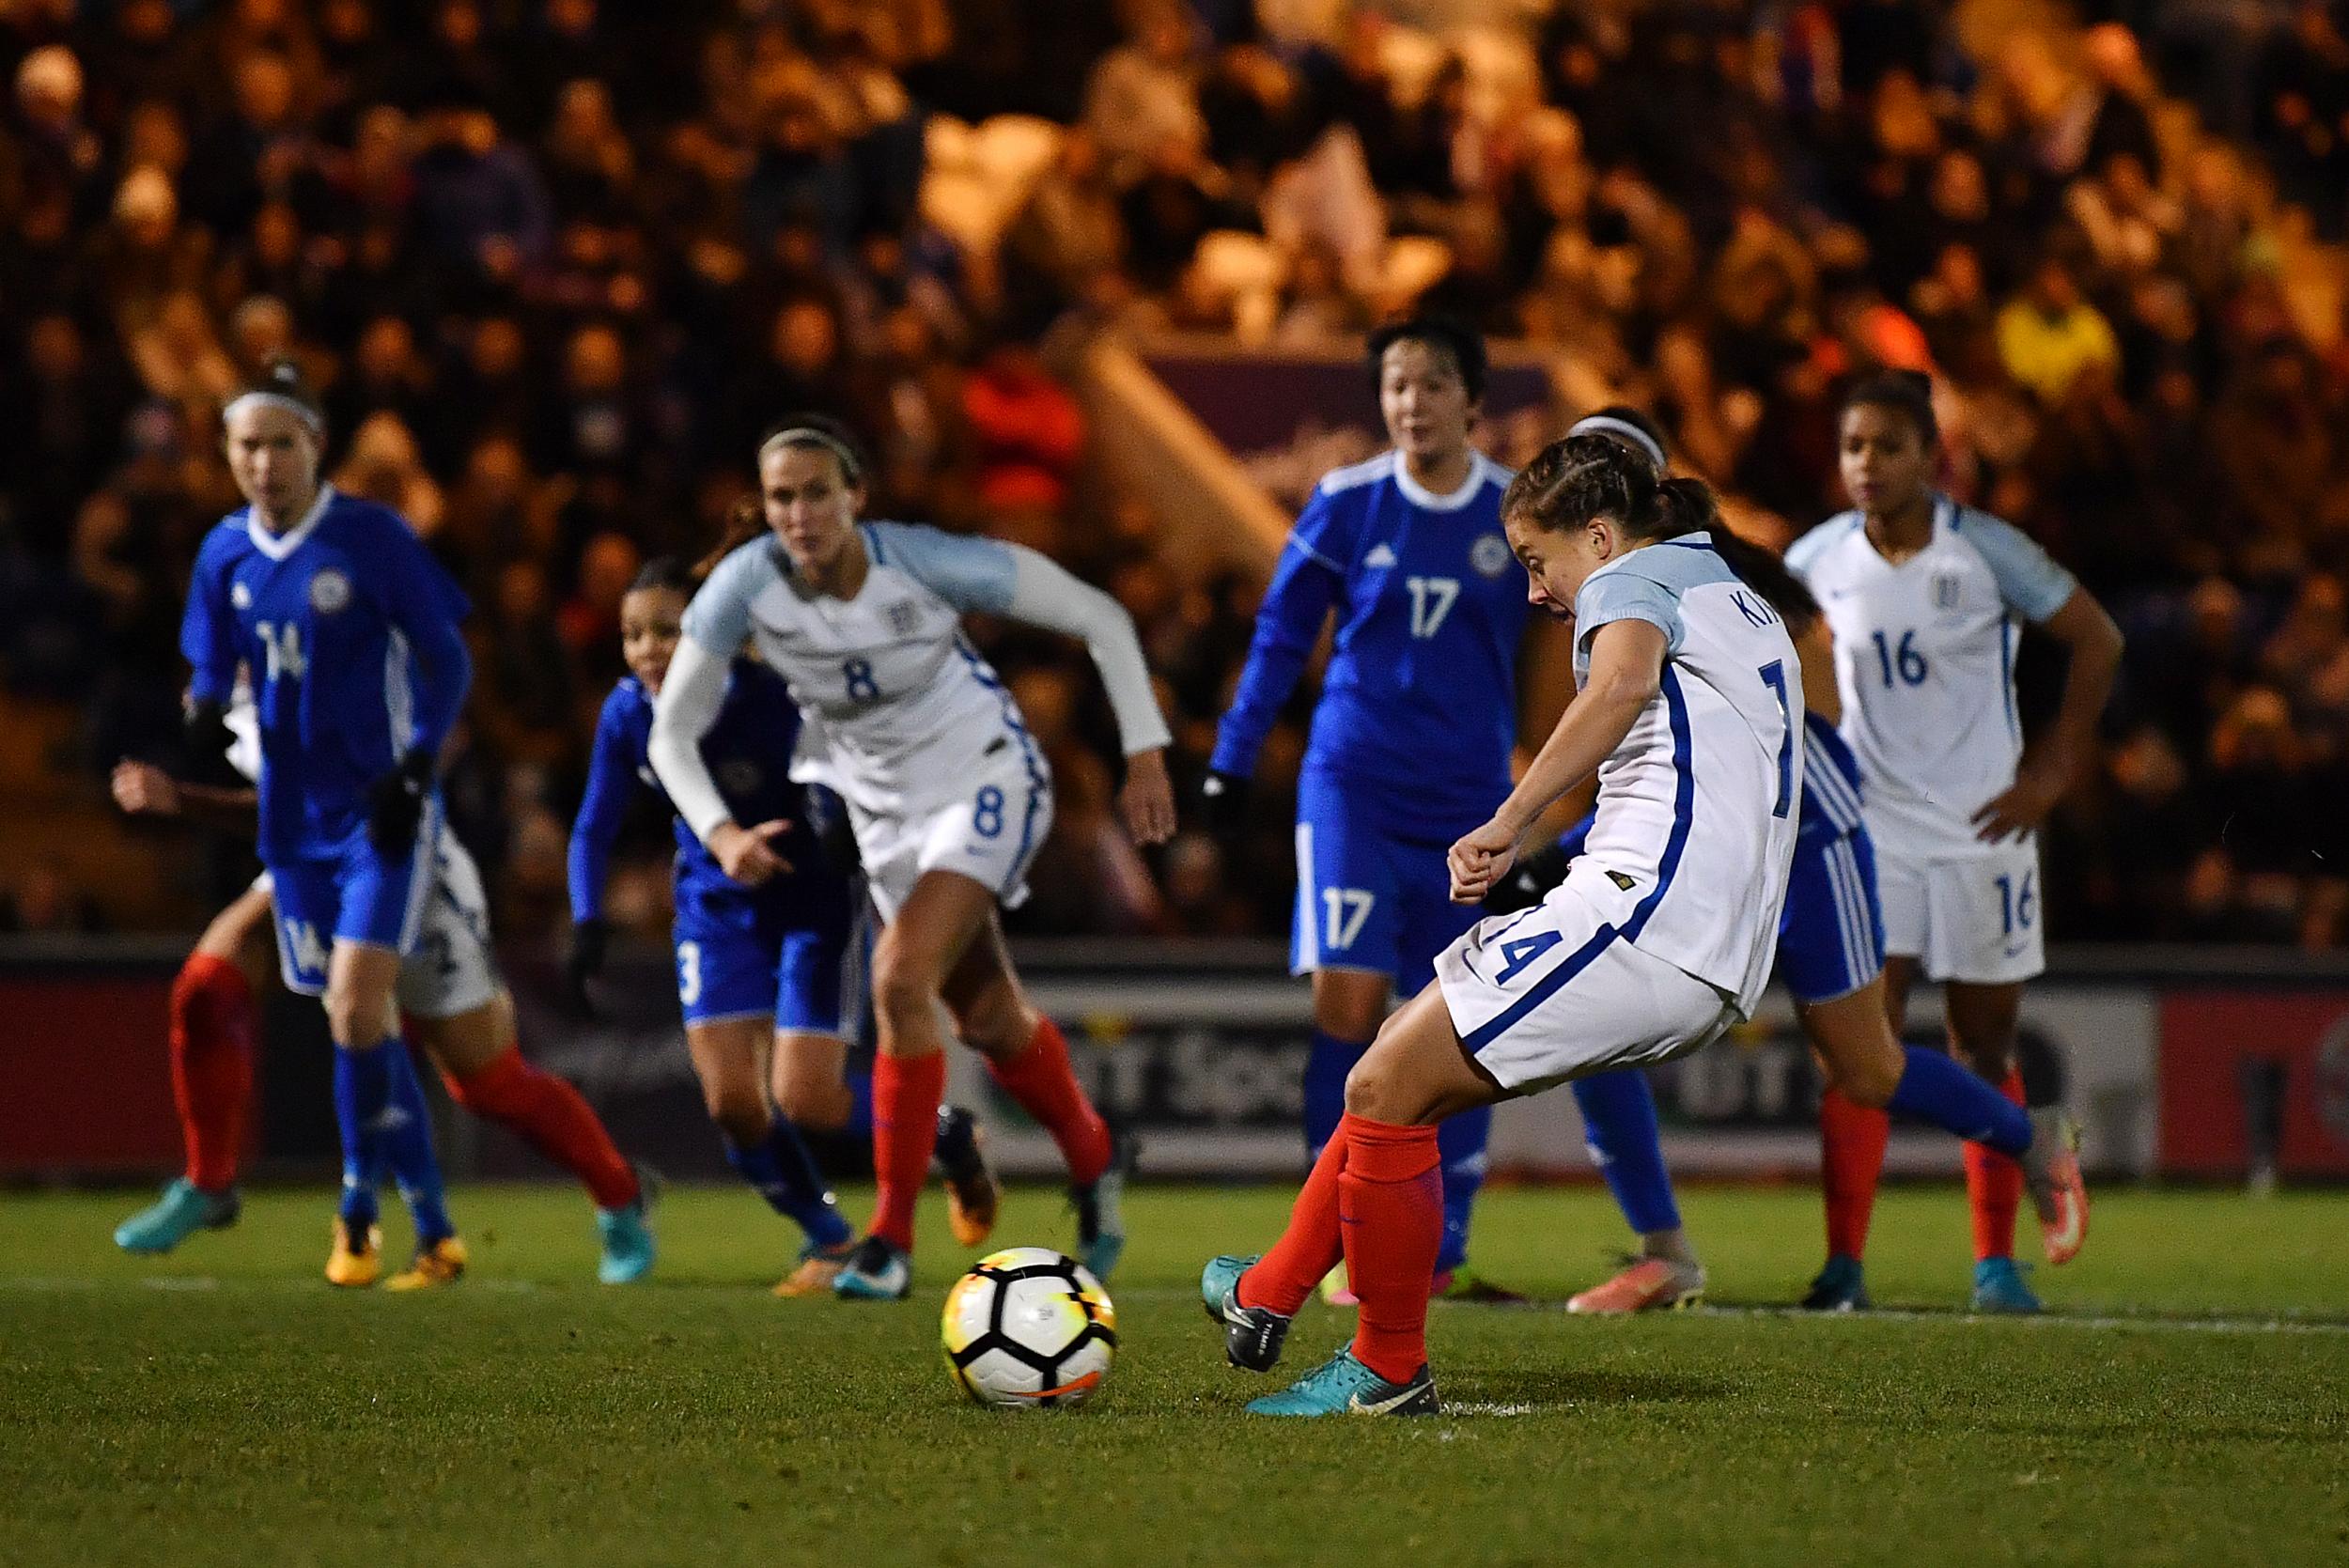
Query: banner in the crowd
[
  {"left": 2158, "top": 990, "right": 2349, "bottom": 1176},
  {"left": 1141, "top": 339, "right": 1552, "bottom": 509},
  {"left": 0, "top": 948, "right": 2207, "bottom": 1186}
]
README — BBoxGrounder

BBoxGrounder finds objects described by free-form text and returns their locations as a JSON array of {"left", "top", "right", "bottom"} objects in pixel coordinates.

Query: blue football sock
[
  {"left": 845, "top": 1067, "right": 875, "bottom": 1139},
  {"left": 725, "top": 1119, "right": 852, "bottom": 1250},
  {"left": 1572, "top": 1070, "right": 1683, "bottom": 1235},
  {"left": 1888, "top": 1047, "right": 2031, "bottom": 1157},
  {"left": 331, "top": 1044, "right": 395, "bottom": 1231},
  {"left": 1302, "top": 1029, "right": 1366, "bottom": 1158},
  {"left": 380, "top": 1045, "right": 456, "bottom": 1246},
  {"left": 1434, "top": 1103, "right": 1492, "bottom": 1276}
]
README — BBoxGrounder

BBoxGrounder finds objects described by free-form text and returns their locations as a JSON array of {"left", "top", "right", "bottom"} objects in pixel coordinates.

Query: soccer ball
[{"left": 941, "top": 1248, "right": 1117, "bottom": 1410}]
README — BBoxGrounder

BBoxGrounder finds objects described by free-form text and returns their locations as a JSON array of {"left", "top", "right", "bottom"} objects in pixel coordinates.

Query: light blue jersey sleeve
[
  {"left": 863, "top": 520, "right": 1018, "bottom": 613},
  {"left": 683, "top": 538, "right": 780, "bottom": 651},
  {"left": 1781, "top": 513, "right": 1857, "bottom": 582},
  {"left": 1958, "top": 510, "right": 2077, "bottom": 624},
  {"left": 1575, "top": 560, "right": 1688, "bottom": 660}
]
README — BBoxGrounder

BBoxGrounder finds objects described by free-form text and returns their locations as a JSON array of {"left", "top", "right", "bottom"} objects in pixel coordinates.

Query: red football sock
[
  {"left": 1237, "top": 1129, "right": 1348, "bottom": 1315},
  {"left": 986, "top": 1016, "right": 1112, "bottom": 1187},
  {"left": 1966, "top": 1066, "right": 2027, "bottom": 1262},
  {"left": 170, "top": 954, "right": 255, "bottom": 1193},
  {"left": 1819, "top": 1087, "right": 1890, "bottom": 1261},
  {"left": 442, "top": 1045, "right": 639, "bottom": 1210},
  {"left": 1335, "top": 1112, "right": 1441, "bottom": 1385},
  {"left": 871, "top": 1049, "right": 945, "bottom": 1250}
]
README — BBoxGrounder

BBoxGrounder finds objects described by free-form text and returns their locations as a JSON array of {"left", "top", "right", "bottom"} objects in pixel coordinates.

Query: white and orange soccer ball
[{"left": 941, "top": 1248, "right": 1116, "bottom": 1410}]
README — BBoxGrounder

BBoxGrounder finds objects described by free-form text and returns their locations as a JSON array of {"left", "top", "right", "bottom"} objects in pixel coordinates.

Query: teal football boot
[
  {"left": 1246, "top": 1348, "right": 1439, "bottom": 1418},
  {"left": 114, "top": 1179, "right": 240, "bottom": 1254}
]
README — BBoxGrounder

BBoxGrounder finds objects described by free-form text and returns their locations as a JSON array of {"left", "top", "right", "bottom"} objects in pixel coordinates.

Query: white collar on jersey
[
  {"left": 1392, "top": 450, "right": 1496, "bottom": 512},
  {"left": 244, "top": 483, "right": 337, "bottom": 562}
]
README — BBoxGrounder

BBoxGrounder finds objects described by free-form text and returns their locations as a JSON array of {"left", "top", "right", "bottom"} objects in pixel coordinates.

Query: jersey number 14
[{"left": 257, "top": 620, "right": 307, "bottom": 680}]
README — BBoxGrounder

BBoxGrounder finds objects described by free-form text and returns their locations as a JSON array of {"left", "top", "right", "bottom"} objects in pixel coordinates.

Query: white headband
[
  {"left": 758, "top": 426, "right": 862, "bottom": 482},
  {"left": 224, "top": 390, "right": 324, "bottom": 434},
  {"left": 1569, "top": 414, "right": 1665, "bottom": 473}
]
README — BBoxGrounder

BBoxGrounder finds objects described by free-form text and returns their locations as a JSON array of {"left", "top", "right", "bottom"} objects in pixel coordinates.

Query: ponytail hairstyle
[
  {"left": 1566, "top": 404, "right": 1668, "bottom": 474},
  {"left": 1503, "top": 432, "right": 1820, "bottom": 629},
  {"left": 700, "top": 412, "right": 874, "bottom": 576},
  {"left": 1840, "top": 368, "right": 1938, "bottom": 450}
]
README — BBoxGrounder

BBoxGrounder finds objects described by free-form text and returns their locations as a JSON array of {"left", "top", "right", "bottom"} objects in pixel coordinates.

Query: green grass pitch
[{"left": 4, "top": 1182, "right": 2345, "bottom": 1567}]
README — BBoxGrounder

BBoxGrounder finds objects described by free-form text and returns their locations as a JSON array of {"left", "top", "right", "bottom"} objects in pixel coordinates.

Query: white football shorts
[
  {"left": 852, "top": 736, "right": 1053, "bottom": 923},
  {"left": 1436, "top": 883, "right": 1739, "bottom": 1094},
  {"left": 1874, "top": 840, "right": 2046, "bottom": 985}
]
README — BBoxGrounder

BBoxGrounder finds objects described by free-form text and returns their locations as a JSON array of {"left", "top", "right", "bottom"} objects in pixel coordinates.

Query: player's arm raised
[
  {"left": 993, "top": 546, "right": 1176, "bottom": 845},
  {"left": 1451, "top": 618, "right": 1665, "bottom": 903}
]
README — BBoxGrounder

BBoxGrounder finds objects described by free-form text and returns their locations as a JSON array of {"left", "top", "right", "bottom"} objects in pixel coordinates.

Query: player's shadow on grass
[{"left": 1441, "top": 1366, "right": 1735, "bottom": 1410}]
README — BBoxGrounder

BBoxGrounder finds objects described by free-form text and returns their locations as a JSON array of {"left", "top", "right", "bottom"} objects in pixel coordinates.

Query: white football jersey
[
  {"left": 1785, "top": 496, "right": 2077, "bottom": 862},
  {"left": 682, "top": 522, "right": 1043, "bottom": 820},
  {"left": 1562, "top": 535, "right": 1803, "bottom": 1014}
]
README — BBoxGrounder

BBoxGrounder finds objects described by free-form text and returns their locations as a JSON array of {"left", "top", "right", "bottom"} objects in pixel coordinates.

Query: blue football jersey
[
  {"left": 568, "top": 660, "right": 815, "bottom": 922},
  {"left": 1213, "top": 450, "right": 1526, "bottom": 836},
  {"left": 180, "top": 487, "right": 472, "bottom": 862}
]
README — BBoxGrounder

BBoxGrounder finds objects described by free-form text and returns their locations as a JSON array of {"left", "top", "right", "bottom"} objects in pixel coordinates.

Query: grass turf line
[{"left": 3, "top": 1184, "right": 2344, "bottom": 1568}]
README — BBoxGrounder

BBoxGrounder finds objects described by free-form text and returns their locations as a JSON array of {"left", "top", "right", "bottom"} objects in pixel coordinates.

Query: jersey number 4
[{"left": 1404, "top": 576, "right": 1459, "bottom": 639}]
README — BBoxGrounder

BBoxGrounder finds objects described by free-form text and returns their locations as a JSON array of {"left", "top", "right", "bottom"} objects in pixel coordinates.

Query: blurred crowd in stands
[{"left": 6, "top": 0, "right": 2349, "bottom": 951}]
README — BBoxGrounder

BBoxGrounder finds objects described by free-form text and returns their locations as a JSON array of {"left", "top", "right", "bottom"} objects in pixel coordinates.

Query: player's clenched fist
[
  {"left": 112, "top": 759, "right": 183, "bottom": 818},
  {"left": 1448, "top": 815, "right": 1520, "bottom": 904}
]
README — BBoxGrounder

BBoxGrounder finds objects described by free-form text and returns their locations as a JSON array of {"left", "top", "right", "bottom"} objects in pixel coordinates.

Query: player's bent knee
[
  {"left": 772, "top": 1063, "right": 849, "bottom": 1131},
  {"left": 870, "top": 932, "right": 941, "bottom": 1030},
  {"left": 322, "top": 990, "right": 385, "bottom": 1048},
  {"left": 708, "top": 1089, "right": 769, "bottom": 1146},
  {"left": 1836, "top": 1050, "right": 1903, "bottom": 1109},
  {"left": 951, "top": 986, "right": 1032, "bottom": 1058}
]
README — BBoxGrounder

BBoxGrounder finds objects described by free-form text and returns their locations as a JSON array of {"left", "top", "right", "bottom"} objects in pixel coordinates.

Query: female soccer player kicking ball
[
  {"left": 1204, "top": 436, "right": 1804, "bottom": 1416},
  {"left": 568, "top": 558, "right": 997, "bottom": 1296},
  {"left": 178, "top": 362, "right": 480, "bottom": 1288},
  {"left": 109, "top": 748, "right": 655, "bottom": 1285},
  {"left": 1789, "top": 372, "right": 2122, "bottom": 1312},
  {"left": 1489, "top": 410, "right": 2089, "bottom": 1314},
  {"left": 651, "top": 415, "right": 1176, "bottom": 1299},
  {"left": 1203, "top": 315, "right": 1532, "bottom": 1301}
]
